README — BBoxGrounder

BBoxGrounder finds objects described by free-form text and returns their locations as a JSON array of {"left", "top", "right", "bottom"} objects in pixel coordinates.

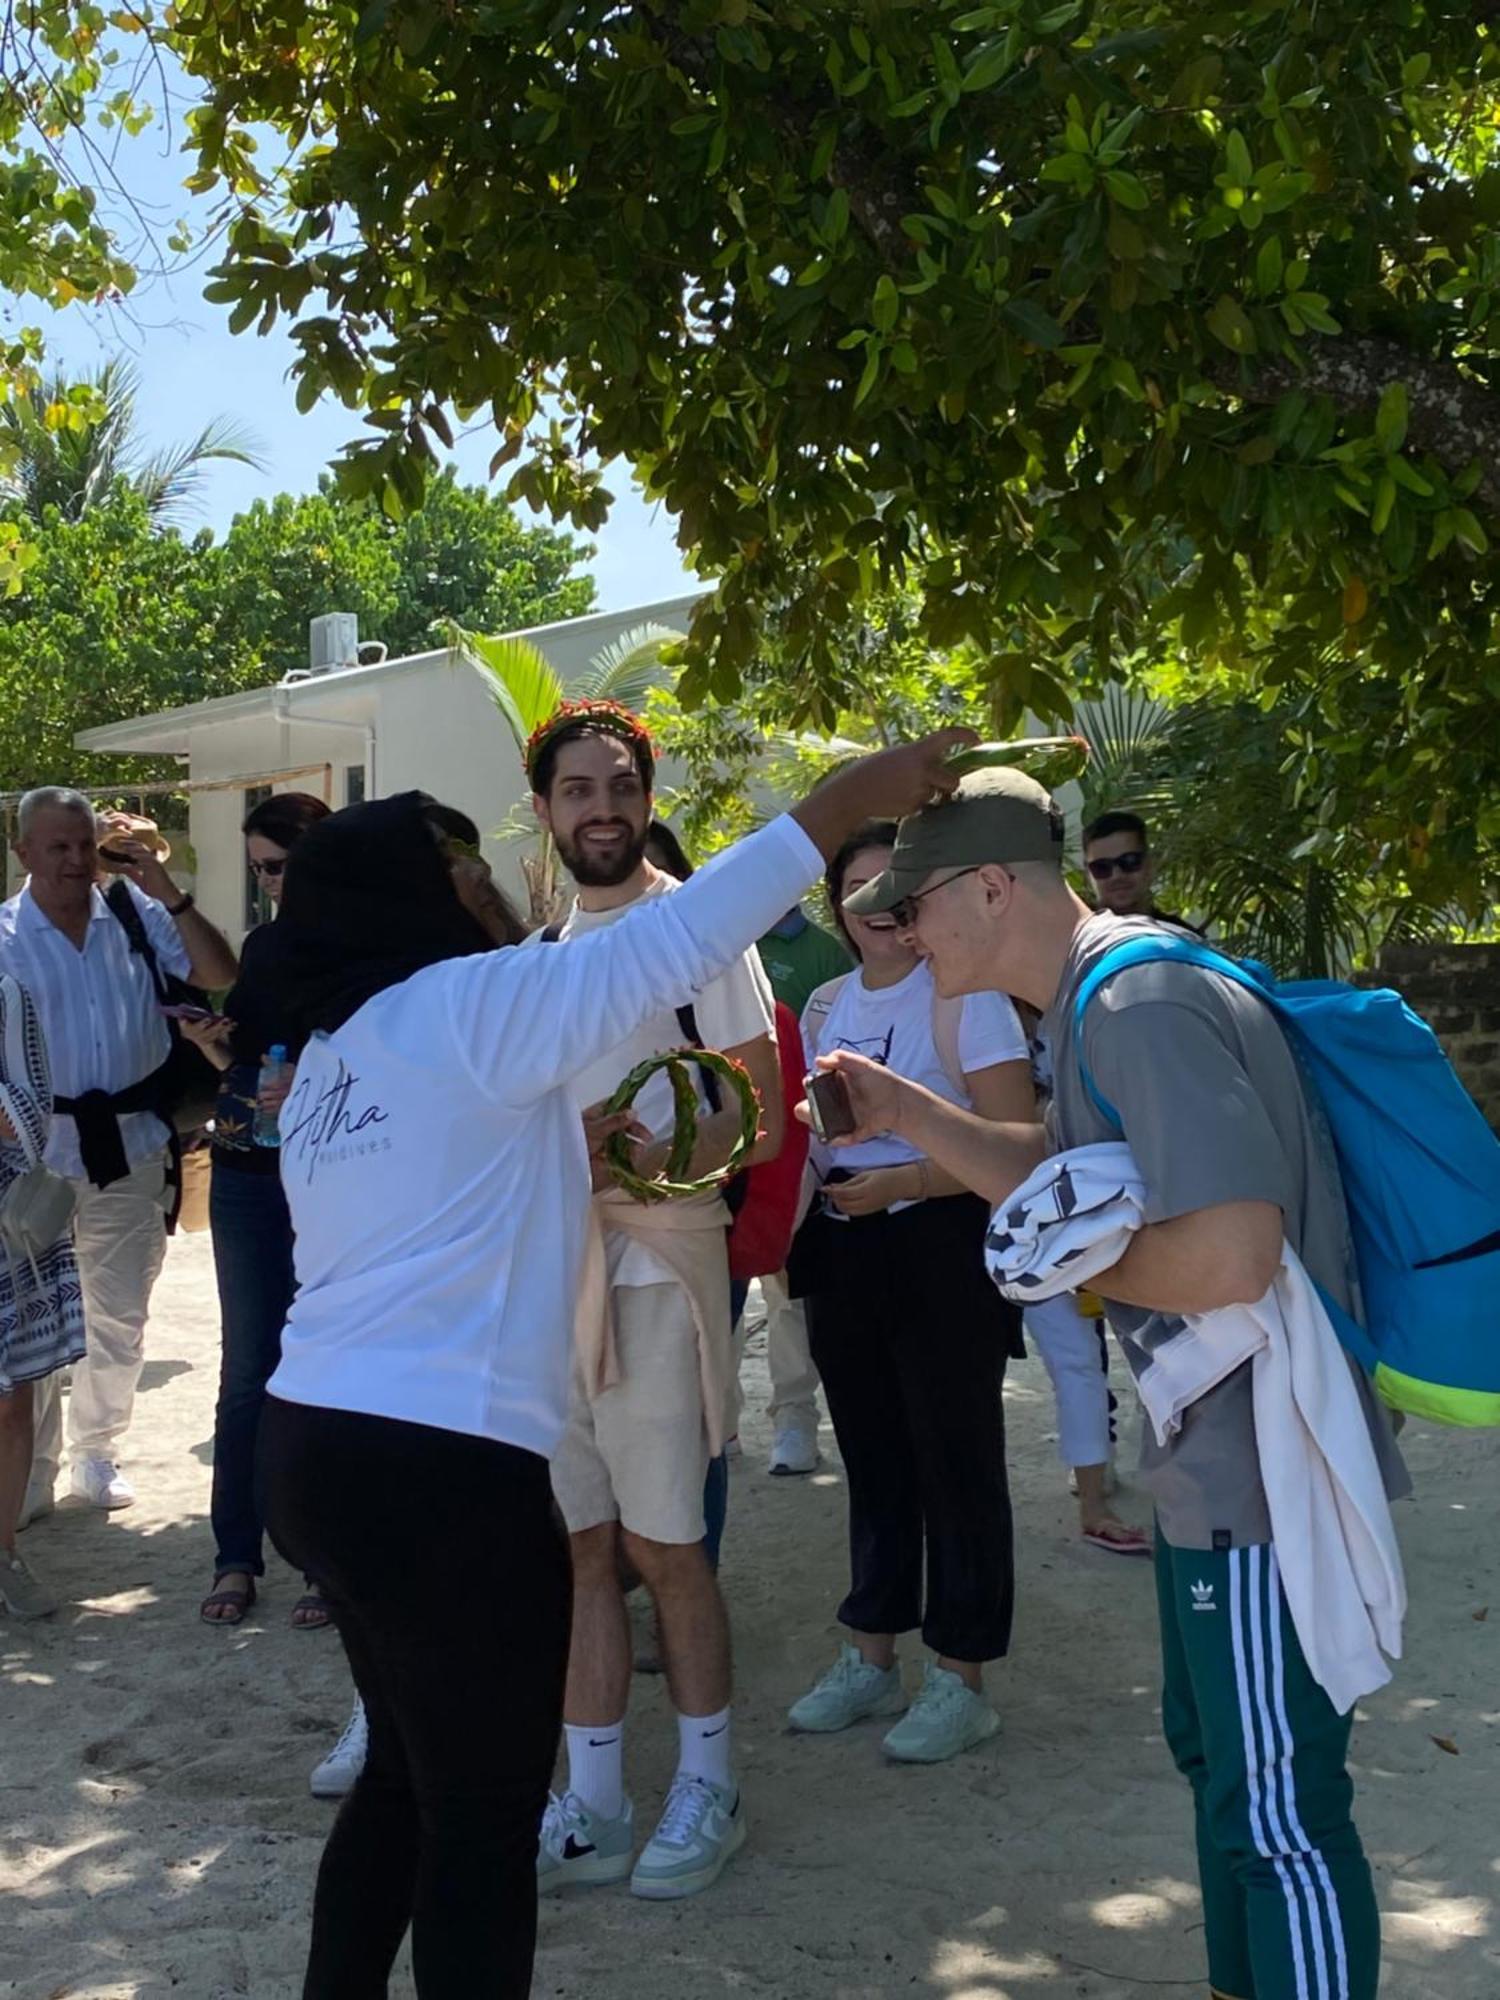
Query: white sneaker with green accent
[
  {"left": 629, "top": 1774, "right": 745, "bottom": 1900},
  {"left": 882, "top": 1662, "right": 1000, "bottom": 1764},
  {"left": 536, "top": 1791, "right": 635, "bottom": 1890},
  {"left": 787, "top": 1643, "right": 905, "bottom": 1733}
]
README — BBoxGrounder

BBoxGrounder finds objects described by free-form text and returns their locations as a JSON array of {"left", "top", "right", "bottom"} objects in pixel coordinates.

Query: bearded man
[{"left": 524, "top": 702, "right": 783, "bottom": 1902}]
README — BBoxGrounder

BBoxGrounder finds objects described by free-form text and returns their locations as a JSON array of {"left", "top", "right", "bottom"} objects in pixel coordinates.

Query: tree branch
[
  {"left": 1232, "top": 335, "right": 1500, "bottom": 512},
  {"left": 643, "top": 7, "right": 918, "bottom": 269}
]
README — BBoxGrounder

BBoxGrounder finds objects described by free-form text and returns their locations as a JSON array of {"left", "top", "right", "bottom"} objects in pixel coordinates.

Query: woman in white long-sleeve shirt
[{"left": 258, "top": 737, "right": 967, "bottom": 2000}]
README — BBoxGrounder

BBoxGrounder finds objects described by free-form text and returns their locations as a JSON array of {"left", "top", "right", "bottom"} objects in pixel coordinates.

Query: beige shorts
[{"left": 550, "top": 1283, "right": 709, "bottom": 1546}]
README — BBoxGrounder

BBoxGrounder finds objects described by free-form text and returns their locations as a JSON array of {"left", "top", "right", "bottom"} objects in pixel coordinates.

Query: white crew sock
[
  {"left": 564, "top": 1721, "right": 624, "bottom": 1820},
  {"left": 676, "top": 1705, "right": 733, "bottom": 1790}
]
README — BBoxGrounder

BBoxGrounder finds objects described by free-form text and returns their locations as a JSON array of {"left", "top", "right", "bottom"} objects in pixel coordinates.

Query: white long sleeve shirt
[{"left": 268, "top": 813, "right": 825, "bottom": 1458}]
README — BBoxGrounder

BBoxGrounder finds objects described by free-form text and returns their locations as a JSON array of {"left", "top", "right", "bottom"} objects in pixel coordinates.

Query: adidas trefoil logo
[{"left": 1190, "top": 1578, "right": 1216, "bottom": 1612}]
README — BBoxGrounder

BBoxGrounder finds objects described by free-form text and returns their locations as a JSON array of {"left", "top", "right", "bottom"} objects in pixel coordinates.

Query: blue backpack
[{"left": 1073, "top": 933, "right": 1500, "bottom": 1427}]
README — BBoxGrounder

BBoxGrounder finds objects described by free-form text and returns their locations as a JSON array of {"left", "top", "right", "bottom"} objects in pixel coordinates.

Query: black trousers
[
  {"left": 804, "top": 1194, "right": 1021, "bottom": 1663},
  {"left": 262, "top": 1398, "right": 571, "bottom": 1999}
]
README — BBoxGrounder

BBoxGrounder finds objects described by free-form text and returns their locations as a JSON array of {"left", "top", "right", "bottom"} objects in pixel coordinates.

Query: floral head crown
[{"left": 524, "top": 697, "right": 656, "bottom": 789}]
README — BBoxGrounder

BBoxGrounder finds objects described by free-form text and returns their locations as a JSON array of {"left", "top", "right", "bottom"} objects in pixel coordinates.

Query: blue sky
[{"left": 32, "top": 85, "right": 695, "bottom": 614}]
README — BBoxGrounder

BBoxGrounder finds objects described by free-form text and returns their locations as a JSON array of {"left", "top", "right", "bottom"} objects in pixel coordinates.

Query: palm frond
[
  {"left": 0, "top": 360, "right": 259, "bottom": 527},
  {"left": 449, "top": 623, "right": 564, "bottom": 750},
  {"left": 576, "top": 622, "right": 680, "bottom": 709},
  {"left": 1071, "top": 687, "right": 1181, "bottom": 824},
  {"left": 132, "top": 419, "right": 265, "bottom": 524}
]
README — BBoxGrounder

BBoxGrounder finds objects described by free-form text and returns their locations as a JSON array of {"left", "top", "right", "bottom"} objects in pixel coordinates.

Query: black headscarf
[{"left": 268, "top": 793, "right": 496, "bottom": 1038}]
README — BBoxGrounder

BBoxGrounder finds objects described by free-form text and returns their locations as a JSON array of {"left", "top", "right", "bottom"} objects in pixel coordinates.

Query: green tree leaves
[
  {"left": 14, "top": 0, "right": 1464, "bottom": 911},
  {"left": 0, "top": 466, "right": 593, "bottom": 791}
]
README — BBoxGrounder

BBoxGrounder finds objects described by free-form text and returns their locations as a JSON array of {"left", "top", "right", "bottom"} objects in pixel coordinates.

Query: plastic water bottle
[{"left": 254, "top": 1044, "right": 293, "bottom": 1148}]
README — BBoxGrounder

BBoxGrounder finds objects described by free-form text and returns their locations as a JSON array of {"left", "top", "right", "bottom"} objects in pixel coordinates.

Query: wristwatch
[{"left": 165, "top": 893, "right": 195, "bottom": 918}]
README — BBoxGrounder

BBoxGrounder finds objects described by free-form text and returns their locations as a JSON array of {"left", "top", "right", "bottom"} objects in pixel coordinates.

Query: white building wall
[
  {"left": 77, "top": 592, "right": 710, "bottom": 943},
  {"left": 186, "top": 713, "right": 369, "bottom": 943}
]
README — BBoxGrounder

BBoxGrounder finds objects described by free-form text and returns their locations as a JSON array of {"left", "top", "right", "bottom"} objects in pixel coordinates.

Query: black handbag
[{"left": 104, "top": 881, "right": 222, "bottom": 1136}]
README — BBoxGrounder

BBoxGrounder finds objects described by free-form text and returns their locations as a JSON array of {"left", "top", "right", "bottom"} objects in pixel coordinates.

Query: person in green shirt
[
  {"left": 756, "top": 906, "right": 851, "bottom": 1023},
  {"left": 752, "top": 904, "right": 849, "bottom": 1474}
]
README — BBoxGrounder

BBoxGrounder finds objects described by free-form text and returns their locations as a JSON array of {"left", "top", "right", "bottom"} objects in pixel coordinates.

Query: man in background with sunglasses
[{"left": 1083, "top": 810, "right": 1203, "bottom": 936}]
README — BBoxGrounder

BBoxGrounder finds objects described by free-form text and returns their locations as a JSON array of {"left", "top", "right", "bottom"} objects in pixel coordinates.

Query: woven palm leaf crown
[{"left": 524, "top": 698, "right": 656, "bottom": 791}]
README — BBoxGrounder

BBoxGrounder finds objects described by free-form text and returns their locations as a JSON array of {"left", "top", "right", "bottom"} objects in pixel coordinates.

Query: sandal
[
  {"left": 291, "top": 1590, "right": 334, "bottom": 1632},
  {"left": 200, "top": 1575, "right": 257, "bottom": 1626},
  {"left": 1081, "top": 1520, "right": 1153, "bottom": 1558}
]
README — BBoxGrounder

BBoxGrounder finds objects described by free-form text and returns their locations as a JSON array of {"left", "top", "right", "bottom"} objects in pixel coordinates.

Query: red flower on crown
[{"left": 524, "top": 697, "right": 657, "bottom": 786}]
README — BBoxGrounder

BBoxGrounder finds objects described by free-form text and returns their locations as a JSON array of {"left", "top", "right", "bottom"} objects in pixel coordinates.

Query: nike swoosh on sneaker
[{"left": 562, "top": 1834, "right": 597, "bottom": 1860}]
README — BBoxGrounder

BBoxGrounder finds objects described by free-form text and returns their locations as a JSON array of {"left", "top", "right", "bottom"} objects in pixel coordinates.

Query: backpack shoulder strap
[
  {"left": 104, "top": 880, "right": 168, "bottom": 1002},
  {"left": 1072, "top": 933, "right": 1270, "bottom": 1129},
  {"left": 541, "top": 910, "right": 724, "bottom": 1105},
  {"left": 801, "top": 973, "right": 850, "bottom": 1050},
  {"left": 930, "top": 992, "right": 966, "bottom": 1097}
]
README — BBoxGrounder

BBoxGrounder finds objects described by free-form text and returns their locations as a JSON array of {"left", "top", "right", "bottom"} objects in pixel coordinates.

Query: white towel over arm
[{"left": 986, "top": 1143, "right": 1406, "bottom": 1713}]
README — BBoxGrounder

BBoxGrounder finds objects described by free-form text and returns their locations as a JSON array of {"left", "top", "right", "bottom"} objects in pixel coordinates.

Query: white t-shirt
[
  {"left": 266, "top": 814, "right": 822, "bottom": 1459},
  {"left": 524, "top": 872, "right": 775, "bottom": 1288},
  {"left": 802, "top": 960, "right": 1029, "bottom": 1190}
]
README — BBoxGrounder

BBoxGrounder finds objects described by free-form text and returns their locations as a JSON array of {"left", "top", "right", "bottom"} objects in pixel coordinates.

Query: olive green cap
[{"left": 843, "top": 767, "right": 1064, "bottom": 915}]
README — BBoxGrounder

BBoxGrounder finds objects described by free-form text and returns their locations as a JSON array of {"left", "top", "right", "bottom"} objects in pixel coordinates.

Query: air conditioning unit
[{"left": 307, "top": 612, "right": 360, "bottom": 676}]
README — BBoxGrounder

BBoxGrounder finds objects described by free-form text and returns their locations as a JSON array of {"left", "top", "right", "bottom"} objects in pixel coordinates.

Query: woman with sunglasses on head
[
  {"left": 190, "top": 791, "right": 333, "bottom": 1630},
  {"left": 784, "top": 823, "right": 1037, "bottom": 1764}
]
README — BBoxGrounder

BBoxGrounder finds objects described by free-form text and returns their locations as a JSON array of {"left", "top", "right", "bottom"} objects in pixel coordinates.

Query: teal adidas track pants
[{"left": 1155, "top": 1536, "right": 1380, "bottom": 2000}]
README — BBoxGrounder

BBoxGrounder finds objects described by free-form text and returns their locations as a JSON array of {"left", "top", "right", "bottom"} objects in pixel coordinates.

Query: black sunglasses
[
  {"left": 887, "top": 865, "right": 986, "bottom": 929},
  {"left": 249, "top": 856, "right": 286, "bottom": 880},
  {"left": 1086, "top": 850, "right": 1146, "bottom": 882}
]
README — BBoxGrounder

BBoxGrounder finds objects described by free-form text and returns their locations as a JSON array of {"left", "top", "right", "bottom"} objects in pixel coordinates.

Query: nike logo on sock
[
  {"left": 701, "top": 1723, "right": 728, "bottom": 1738},
  {"left": 587, "top": 1736, "right": 619, "bottom": 1747}
]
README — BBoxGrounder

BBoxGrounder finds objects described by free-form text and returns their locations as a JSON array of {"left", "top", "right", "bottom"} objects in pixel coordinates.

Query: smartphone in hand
[
  {"left": 804, "top": 1069, "right": 856, "bottom": 1143},
  {"left": 159, "top": 1002, "right": 224, "bottom": 1025}
]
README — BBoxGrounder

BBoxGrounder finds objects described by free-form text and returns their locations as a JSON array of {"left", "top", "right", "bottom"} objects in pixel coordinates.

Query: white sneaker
[
  {"left": 70, "top": 1458, "right": 135, "bottom": 1509},
  {"left": 536, "top": 1790, "right": 636, "bottom": 1889},
  {"left": 309, "top": 1698, "right": 368, "bottom": 1799},
  {"left": 881, "top": 1663, "right": 1000, "bottom": 1764},
  {"left": 630, "top": 1774, "right": 745, "bottom": 1900},
  {"left": 768, "top": 1420, "right": 819, "bottom": 1476},
  {"left": 788, "top": 1644, "right": 906, "bottom": 1733}
]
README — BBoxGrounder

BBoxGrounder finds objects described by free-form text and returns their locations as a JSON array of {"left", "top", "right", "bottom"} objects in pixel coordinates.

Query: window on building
[{"left": 344, "top": 763, "right": 366, "bottom": 805}]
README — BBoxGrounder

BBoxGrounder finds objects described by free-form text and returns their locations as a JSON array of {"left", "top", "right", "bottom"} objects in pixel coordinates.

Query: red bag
[{"left": 726, "top": 1001, "right": 810, "bottom": 1282}]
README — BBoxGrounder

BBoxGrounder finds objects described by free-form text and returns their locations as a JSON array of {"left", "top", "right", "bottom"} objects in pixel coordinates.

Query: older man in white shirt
[{"left": 1, "top": 788, "right": 237, "bottom": 1516}]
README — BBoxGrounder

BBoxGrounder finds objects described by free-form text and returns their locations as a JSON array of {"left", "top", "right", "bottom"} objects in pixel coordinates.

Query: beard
[{"left": 554, "top": 817, "right": 650, "bottom": 888}]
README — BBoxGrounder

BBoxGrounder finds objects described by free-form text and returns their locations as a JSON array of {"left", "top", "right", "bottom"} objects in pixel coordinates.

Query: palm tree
[
  {"left": 448, "top": 617, "right": 681, "bottom": 922},
  {"left": 0, "top": 360, "right": 262, "bottom": 526},
  {"left": 1069, "top": 688, "right": 1462, "bottom": 977}
]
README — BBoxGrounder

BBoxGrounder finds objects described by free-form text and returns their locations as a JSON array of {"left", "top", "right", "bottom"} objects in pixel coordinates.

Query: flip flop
[
  {"left": 200, "top": 1576, "right": 257, "bottom": 1626},
  {"left": 291, "top": 1591, "right": 334, "bottom": 1632},
  {"left": 1082, "top": 1522, "right": 1153, "bottom": 1558}
]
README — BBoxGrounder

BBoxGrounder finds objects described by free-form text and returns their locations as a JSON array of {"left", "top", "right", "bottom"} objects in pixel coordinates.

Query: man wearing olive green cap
[{"left": 831, "top": 766, "right": 1399, "bottom": 2000}]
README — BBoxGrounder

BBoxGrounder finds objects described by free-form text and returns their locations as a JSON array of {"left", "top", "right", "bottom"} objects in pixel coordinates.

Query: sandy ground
[{"left": 1, "top": 1232, "right": 1496, "bottom": 2000}]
